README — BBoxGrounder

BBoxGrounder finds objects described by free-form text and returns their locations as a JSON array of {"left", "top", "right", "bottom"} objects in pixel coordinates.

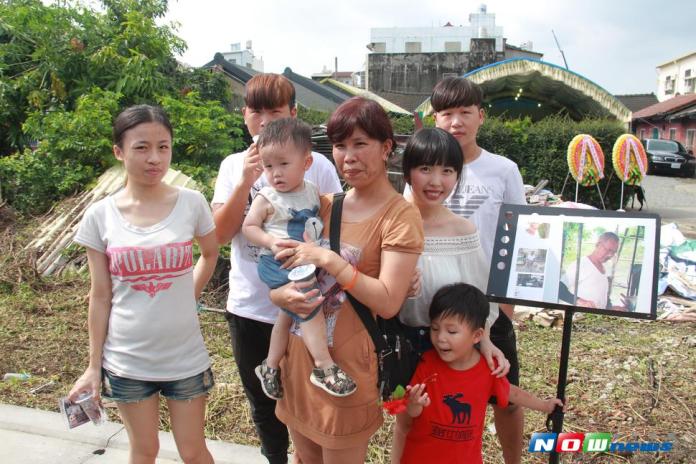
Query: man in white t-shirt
[
  {"left": 561, "top": 232, "right": 620, "bottom": 309},
  {"left": 413, "top": 76, "right": 526, "bottom": 464},
  {"left": 212, "top": 74, "right": 342, "bottom": 464}
]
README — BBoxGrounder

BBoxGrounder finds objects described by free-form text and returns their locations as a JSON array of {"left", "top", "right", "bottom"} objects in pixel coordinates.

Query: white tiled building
[
  {"left": 221, "top": 41, "right": 264, "bottom": 72},
  {"left": 368, "top": 4, "right": 504, "bottom": 54},
  {"left": 656, "top": 51, "right": 696, "bottom": 102}
]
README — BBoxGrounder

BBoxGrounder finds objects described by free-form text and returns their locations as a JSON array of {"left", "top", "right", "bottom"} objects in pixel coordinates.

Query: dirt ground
[{"left": 1, "top": 208, "right": 694, "bottom": 463}]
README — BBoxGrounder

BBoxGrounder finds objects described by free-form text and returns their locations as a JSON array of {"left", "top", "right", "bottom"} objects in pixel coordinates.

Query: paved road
[
  {"left": 0, "top": 404, "right": 266, "bottom": 464},
  {"left": 640, "top": 173, "right": 696, "bottom": 237}
]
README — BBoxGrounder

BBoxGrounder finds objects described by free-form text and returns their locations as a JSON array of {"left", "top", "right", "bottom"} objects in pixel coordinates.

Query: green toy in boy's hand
[
  {"left": 392, "top": 385, "right": 406, "bottom": 400},
  {"left": 382, "top": 384, "right": 409, "bottom": 415}
]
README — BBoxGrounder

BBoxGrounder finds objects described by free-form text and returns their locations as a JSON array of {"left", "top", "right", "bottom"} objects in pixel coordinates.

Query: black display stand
[
  {"left": 545, "top": 309, "right": 574, "bottom": 464},
  {"left": 486, "top": 204, "right": 661, "bottom": 462}
]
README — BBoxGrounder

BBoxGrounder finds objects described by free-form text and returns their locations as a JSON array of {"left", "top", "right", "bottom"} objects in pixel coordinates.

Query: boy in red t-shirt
[{"left": 392, "top": 284, "right": 563, "bottom": 464}]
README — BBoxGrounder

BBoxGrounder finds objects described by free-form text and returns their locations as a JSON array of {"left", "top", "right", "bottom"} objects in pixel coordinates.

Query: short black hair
[
  {"left": 429, "top": 283, "right": 489, "bottom": 330},
  {"left": 257, "top": 118, "right": 312, "bottom": 154},
  {"left": 431, "top": 76, "right": 484, "bottom": 112},
  {"left": 402, "top": 128, "right": 464, "bottom": 182}
]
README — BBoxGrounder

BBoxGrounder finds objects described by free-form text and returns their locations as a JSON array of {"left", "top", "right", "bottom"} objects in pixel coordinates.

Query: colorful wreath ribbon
[
  {"left": 612, "top": 134, "right": 647, "bottom": 185},
  {"left": 567, "top": 134, "right": 605, "bottom": 186}
]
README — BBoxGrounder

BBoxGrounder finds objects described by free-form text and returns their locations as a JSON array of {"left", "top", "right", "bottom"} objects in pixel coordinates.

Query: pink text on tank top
[{"left": 107, "top": 240, "right": 194, "bottom": 279}]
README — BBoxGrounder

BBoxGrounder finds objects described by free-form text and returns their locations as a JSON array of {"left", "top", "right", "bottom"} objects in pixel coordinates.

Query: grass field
[{"left": 1, "top": 210, "right": 694, "bottom": 463}]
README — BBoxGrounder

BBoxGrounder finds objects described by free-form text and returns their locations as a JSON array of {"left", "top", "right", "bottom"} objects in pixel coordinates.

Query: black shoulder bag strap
[{"left": 329, "top": 193, "right": 389, "bottom": 357}]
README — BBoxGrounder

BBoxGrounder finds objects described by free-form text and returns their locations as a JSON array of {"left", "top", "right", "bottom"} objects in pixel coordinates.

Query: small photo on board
[
  {"left": 523, "top": 221, "right": 551, "bottom": 239},
  {"left": 517, "top": 273, "right": 545, "bottom": 288},
  {"left": 516, "top": 248, "right": 548, "bottom": 273},
  {"left": 59, "top": 397, "right": 90, "bottom": 429}
]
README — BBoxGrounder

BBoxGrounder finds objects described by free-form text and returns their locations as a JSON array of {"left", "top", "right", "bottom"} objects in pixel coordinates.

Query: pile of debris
[
  {"left": 26, "top": 166, "right": 198, "bottom": 276},
  {"left": 524, "top": 180, "right": 563, "bottom": 206}
]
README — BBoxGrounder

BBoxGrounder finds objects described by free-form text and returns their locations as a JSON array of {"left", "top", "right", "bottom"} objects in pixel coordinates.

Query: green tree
[
  {"left": 0, "top": 0, "right": 184, "bottom": 154},
  {"left": 0, "top": 88, "right": 119, "bottom": 213},
  {"left": 0, "top": 0, "right": 245, "bottom": 213},
  {"left": 160, "top": 91, "right": 245, "bottom": 197}
]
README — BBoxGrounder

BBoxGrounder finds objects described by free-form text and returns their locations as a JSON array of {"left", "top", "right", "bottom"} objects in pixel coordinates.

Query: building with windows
[
  {"left": 633, "top": 94, "right": 696, "bottom": 151},
  {"left": 656, "top": 51, "right": 696, "bottom": 102},
  {"left": 365, "top": 4, "right": 542, "bottom": 111},
  {"left": 220, "top": 41, "right": 264, "bottom": 72},
  {"left": 368, "top": 5, "right": 504, "bottom": 54}
]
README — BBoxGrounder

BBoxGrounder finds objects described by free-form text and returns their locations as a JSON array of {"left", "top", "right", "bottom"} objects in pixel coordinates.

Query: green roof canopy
[{"left": 416, "top": 58, "right": 631, "bottom": 122}]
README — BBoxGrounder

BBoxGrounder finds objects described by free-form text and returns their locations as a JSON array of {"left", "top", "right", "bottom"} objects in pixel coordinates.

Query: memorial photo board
[{"left": 487, "top": 205, "right": 660, "bottom": 320}]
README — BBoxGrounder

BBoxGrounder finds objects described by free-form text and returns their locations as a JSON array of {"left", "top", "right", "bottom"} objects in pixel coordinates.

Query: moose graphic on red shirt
[{"left": 443, "top": 393, "right": 472, "bottom": 425}]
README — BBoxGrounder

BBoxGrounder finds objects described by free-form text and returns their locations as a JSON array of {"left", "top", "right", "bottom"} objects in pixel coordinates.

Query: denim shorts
[{"left": 101, "top": 367, "right": 214, "bottom": 403}]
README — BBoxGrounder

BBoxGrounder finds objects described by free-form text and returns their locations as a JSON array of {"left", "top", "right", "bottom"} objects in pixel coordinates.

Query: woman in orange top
[{"left": 269, "top": 97, "right": 424, "bottom": 463}]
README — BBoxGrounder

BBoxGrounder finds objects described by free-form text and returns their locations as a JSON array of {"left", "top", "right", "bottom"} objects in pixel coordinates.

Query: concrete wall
[
  {"left": 370, "top": 26, "right": 503, "bottom": 53},
  {"left": 368, "top": 39, "right": 502, "bottom": 95}
]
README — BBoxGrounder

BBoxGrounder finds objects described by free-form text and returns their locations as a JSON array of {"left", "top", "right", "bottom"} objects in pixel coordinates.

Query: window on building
[
  {"left": 229, "top": 59, "right": 236, "bottom": 64},
  {"left": 444, "top": 41, "right": 462, "bottom": 52},
  {"left": 685, "top": 70, "right": 695, "bottom": 93},
  {"left": 669, "top": 128, "right": 677, "bottom": 140},
  {"left": 652, "top": 128, "right": 659, "bottom": 139},
  {"left": 665, "top": 75, "right": 675, "bottom": 94},
  {"left": 639, "top": 129, "right": 646, "bottom": 140},
  {"left": 405, "top": 41, "right": 422, "bottom": 53},
  {"left": 687, "top": 129, "right": 695, "bottom": 150},
  {"left": 372, "top": 42, "right": 386, "bottom": 53}
]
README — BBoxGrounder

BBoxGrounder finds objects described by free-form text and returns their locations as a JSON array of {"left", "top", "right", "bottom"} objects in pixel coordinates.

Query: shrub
[
  {"left": 477, "top": 116, "right": 627, "bottom": 209},
  {"left": 297, "top": 105, "right": 329, "bottom": 126},
  {"left": 160, "top": 92, "right": 246, "bottom": 198},
  {"left": 0, "top": 88, "right": 119, "bottom": 213}
]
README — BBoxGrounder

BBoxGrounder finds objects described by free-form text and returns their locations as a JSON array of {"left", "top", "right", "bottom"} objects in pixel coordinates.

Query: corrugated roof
[
  {"left": 282, "top": 67, "right": 348, "bottom": 112},
  {"left": 28, "top": 166, "right": 199, "bottom": 276},
  {"left": 201, "top": 57, "right": 348, "bottom": 113},
  {"left": 615, "top": 93, "right": 659, "bottom": 113},
  {"left": 633, "top": 93, "right": 696, "bottom": 119},
  {"left": 202, "top": 53, "right": 259, "bottom": 83},
  {"left": 321, "top": 79, "right": 411, "bottom": 115}
]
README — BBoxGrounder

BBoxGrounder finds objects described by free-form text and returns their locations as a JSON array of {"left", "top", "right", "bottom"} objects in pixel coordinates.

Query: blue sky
[{"left": 164, "top": 0, "right": 696, "bottom": 95}]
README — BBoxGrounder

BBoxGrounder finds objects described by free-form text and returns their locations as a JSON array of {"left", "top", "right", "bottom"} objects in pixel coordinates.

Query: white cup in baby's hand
[
  {"left": 288, "top": 264, "right": 321, "bottom": 302},
  {"left": 75, "top": 391, "right": 105, "bottom": 425}
]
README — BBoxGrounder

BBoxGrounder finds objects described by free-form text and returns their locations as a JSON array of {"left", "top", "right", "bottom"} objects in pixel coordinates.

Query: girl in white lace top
[{"left": 399, "top": 128, "right": 508, "bottom": 371}]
